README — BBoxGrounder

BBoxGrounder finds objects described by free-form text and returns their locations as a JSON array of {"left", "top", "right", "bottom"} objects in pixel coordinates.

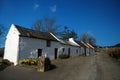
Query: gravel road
[{"left": 0, "top": 52, "right": 120, "bottom": 80}]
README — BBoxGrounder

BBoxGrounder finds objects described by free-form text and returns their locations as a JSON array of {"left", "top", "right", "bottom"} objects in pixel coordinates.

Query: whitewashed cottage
[
  {"left": 76, "top": 41, "right": 95, "bottom": 56},
  {"left": 51, "top": 34, "right": 82, "bottom": 57},
  {"left": 4, "top": 24, "right": 94, "bottom": 65},
  {"left": 86, "top": 43, "right": 95, "bottom": 54},
  {"left": 4, "top": 24, "right": 61, "bottom": 65}
]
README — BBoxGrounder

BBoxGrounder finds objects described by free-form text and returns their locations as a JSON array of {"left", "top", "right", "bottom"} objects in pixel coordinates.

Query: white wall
[
  {"left": 19, "top": 37, "right": 60, "bottom": 61},
  {"left": 80, "top": 47, "right": 85, "bottom": 55},
  {"left": 89, "top": 48, "right": 95, "bottom": 54},
  {"left": 19, "top": 37, "right": 82, "bottom": 62},
  {"left": 4, "top": 24, "right": 20, "bottom": 65},
  {"left": 58, "top": 44, "right": 81, "bottom": 57}
]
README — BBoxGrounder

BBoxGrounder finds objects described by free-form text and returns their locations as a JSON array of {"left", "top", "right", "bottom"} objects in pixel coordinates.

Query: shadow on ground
[
  {"left": 50, "top": 64, "right": 57, "bottom": 70},
  {"left": 0, "top": 64, "right": 10, "bottom": 71}
]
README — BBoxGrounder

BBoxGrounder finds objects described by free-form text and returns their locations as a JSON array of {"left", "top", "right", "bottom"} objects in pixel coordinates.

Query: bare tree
[
  {"left": 0, "top": 24, "right": 6, "bottom": 47},
  {"left": 32, "top": 17, "right": 61, "bottom": 36},
  {"left": 32, "top": 19, "right": 43, "bottom": 31},
  {"left": 80, "top": 33, "right": 96, "bottom": 46},
  {"left": 0, "top": 24, "right": 5, "bottom": 37}
]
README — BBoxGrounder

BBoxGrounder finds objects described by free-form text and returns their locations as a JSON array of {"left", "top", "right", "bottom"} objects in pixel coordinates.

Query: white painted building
[
  {"left": 86, "top": 43, "right": 95, "bottom": 54},
  {"left": 4, "top": 24, "right": 61, "bottom": 65},
  {"left": 4, "top": 24, "right": 94, "bottom": 65},
  {"left": 76, "top": 41, "right": 95, "bottom": 56}
]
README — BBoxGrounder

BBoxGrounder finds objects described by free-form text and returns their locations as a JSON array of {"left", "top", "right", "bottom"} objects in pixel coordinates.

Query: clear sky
[{"left": 0, "top": 0, "right": 120, "bottom": 46}]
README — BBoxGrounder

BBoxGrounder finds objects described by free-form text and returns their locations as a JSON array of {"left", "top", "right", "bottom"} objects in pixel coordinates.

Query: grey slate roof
[
  {"left": 75, "top": 41, "right": 85, "bottom": 47},
  {"left": 60, "top": 39, "right": 73, "bottom": 46},
  {"left": 57, "top": 39, "right": 80, "bottom": 47},
  {"left": 14, "top": 24, "right": 58, "bottom": 41}
]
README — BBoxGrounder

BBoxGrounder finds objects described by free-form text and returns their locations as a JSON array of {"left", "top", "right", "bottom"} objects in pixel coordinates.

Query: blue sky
[{"left": 0, "top": 0, "right": 120, "bottom": 46}]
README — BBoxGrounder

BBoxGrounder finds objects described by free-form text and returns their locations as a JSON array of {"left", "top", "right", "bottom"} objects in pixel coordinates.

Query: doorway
[
  {"left": 38, "top": 49, "right": 42, "bottom": 57},
  {"left": 68, "top": 48, "right": 70, "bottom": 57},
  {"left": 54, "top": 48, "right": 58, "bottom": 59}
]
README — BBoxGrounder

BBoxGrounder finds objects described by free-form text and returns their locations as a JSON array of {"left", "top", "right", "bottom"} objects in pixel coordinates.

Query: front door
[
  {"left": 38, "top": 49, "right": 42, "bottom": 57},
  {"left": 68, "top": 48, "right": 70, "bottom": 57},
  {"left": 84, "top": 47, "right": 86, "bottom": 56},
  {"left": 54, "top": 48, "right": 58, "bottom": 59}
]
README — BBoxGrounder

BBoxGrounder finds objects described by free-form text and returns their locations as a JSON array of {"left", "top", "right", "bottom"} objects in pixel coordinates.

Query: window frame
[{"left": 46, "top": 40, "right": 51, "bottom": 47}]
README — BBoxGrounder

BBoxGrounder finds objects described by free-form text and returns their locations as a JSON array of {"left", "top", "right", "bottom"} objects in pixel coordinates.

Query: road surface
[{"left": 0, "top": 52, "right": 120, "bottom": 80}]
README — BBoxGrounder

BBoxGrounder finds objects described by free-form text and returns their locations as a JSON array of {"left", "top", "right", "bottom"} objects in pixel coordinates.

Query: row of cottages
[{"left": 4, "top": 24, "right": 95, "bottom": 65}]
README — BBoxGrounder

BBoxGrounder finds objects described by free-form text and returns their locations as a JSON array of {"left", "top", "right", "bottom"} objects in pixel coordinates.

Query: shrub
[
  {"left": 45, "top": 57, "right": 51, "bottom": 70},
  {"left": 2, "top": 59, "right": 10, "bottom": 64},
  {"left": 107, "top": 47, "right": 120, "bottom": 59},
  {"left": 0, "top": 59, "right": 2, "bottom": 63},
  {"left": 0, "top": 59, "right": 11, "bottom": 65},
  {"left": 59, "top": 53, "right": 69, "bottom": 59},
  {"left": 19, "top": 58, "right": 38, "bottom": 65},
  {"left": 45, "top": 57, "right": 51, "bottom": 65}
]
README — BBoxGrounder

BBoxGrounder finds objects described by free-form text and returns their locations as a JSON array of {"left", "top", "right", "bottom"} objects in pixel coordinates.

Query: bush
[
  {"left": 19, "top": 58, "right": 38, "bottom": 65},
  {"left": 59, "top": 53, "right": 69, "bottom": 59},
  {"left": 107, "top": 47, "right": 120, "bottom": 59},
  {"left": 45, "top": 57, "right": 51, "bottom": 71},
  {"left": 20, "top": 57, "right": 51, "bottom": 66},
  {"left": 0, "top": 59, "right": 11, "bottom": 65},
  {"left": 45, "top": 57, "right": 51, "bottom": 65}
]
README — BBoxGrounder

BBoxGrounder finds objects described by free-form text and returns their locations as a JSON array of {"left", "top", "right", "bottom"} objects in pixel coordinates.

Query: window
[{"left": 46, "top": 40, "right": 51, "bottom": 47}]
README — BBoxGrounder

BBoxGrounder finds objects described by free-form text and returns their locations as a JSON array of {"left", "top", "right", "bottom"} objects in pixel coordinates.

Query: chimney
[{"left": 69, "top": 38, "right": 74, "bottom": 42}]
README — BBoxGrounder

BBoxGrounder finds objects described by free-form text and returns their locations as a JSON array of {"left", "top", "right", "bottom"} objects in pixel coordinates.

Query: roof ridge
[
  {"left": 13, "top": 24, "right": 57, "bottom": 41},
  {"left": 14, "top": 24, "right": 49, "bottom": 34}
]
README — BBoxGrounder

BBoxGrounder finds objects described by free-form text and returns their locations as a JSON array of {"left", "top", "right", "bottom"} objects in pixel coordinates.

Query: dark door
[
  {"left": 54, "top": 48, "right": 58, "bottom": 59},
  {"left": 38, "top": 49, "right": 42, "bottom": 57},
  {"left": 84, "top": 47, "right": 86, "bottom": 56},
  {"left": 68, "top": 48, "right": 70, "bottom": 57}
]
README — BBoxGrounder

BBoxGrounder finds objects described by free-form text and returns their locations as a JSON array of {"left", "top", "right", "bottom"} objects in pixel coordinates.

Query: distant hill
[
  {"left": 114, "top": 43, "right": 120, "bottom": 47},
  {"left": 103, "top": 43, "right": 120, "bottom": 48},
  {"left": 107, "top": 43, "right": 120, "bottom": 47}
]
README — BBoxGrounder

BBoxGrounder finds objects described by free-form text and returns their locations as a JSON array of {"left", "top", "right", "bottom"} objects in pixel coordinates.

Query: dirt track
[{"left": 0, "top": 52, "right": 120, "bottom": 80}]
